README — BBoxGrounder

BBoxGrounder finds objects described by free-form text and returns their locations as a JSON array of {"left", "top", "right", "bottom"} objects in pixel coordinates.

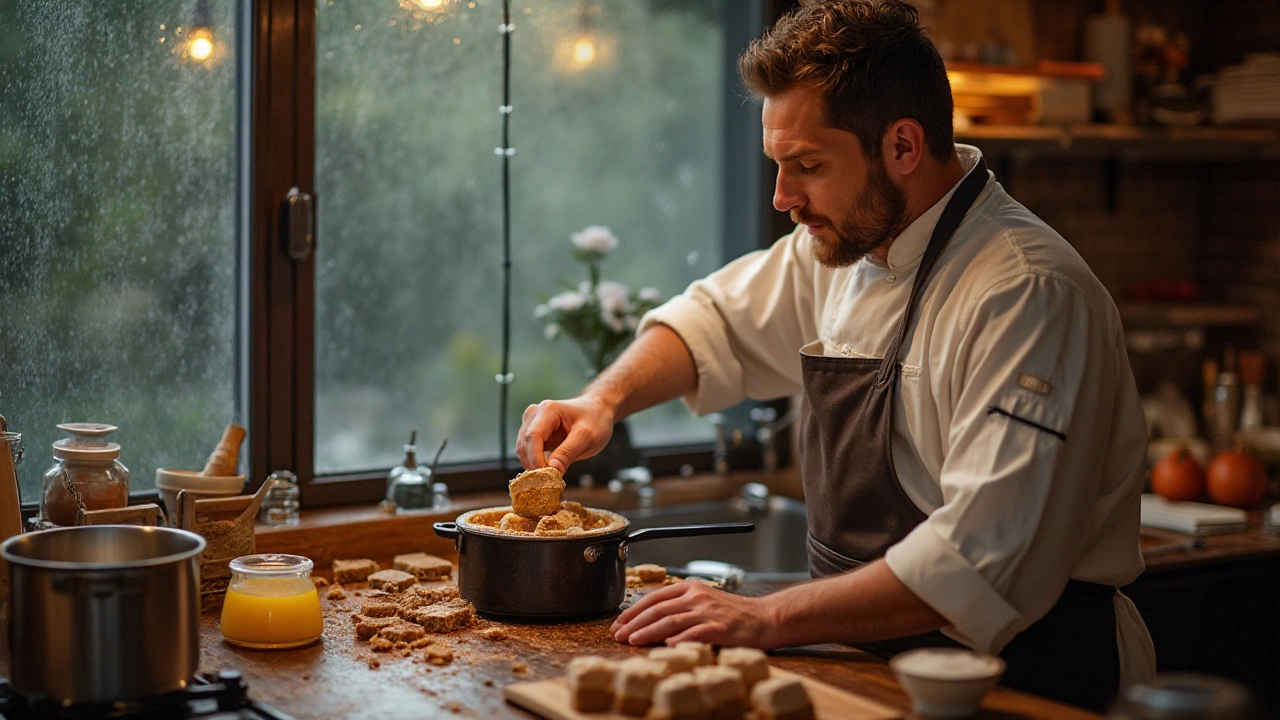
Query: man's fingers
[
  {"left": 623, "top": 611, "right": 702, "bottom": 646},
  {"left": 612, "top": 583, "right": 692, "bottom": 630},
  {"left": 547, "top": 424, "right": 606, "bottom": 475},
  {"left": 611, "top": 586, "right": 697, "bottom": 644},
  {"left": 519, "top": 402, "right": 569, "bottom": 470}
]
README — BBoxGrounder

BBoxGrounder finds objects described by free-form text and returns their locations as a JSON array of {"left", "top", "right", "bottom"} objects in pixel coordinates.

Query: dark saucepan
[{"left": 433, "top": 507, "right": 752, "bottom": 618}]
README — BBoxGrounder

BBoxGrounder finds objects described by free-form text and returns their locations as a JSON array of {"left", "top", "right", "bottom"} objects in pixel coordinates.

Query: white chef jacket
[{"left": 638, "top": 145, "right": 1156, "bottom": 686}]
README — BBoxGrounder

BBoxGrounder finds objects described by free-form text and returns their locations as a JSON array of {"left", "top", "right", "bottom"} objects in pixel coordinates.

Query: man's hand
[
  {"left": 610, "top": 581, "right": 780, "bottom": 649},
  {"left": 516, "top": 397, "right": 615, "bottom": 473}
]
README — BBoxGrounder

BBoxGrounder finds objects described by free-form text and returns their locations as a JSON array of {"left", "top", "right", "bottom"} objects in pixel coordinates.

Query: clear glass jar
[
  {"left": 220, "top": 554, "right": 323, "bottom": 649},
  {"left": 259, "top": 470, "right": 301, "bottom": 526},
  {"left": 38, "top": 423, "right": 129, "bottom": 528}
]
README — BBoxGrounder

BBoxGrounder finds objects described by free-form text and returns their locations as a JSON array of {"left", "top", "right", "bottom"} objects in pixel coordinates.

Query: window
[
  {"left": 313, "top": 0, "right": 739, "bottom": 476},
  {"left": 0, "top": 2, "right": 243, "bottom": 500},
  {"left": 1, "top": 0, "right": 765, "bottom": 508}
]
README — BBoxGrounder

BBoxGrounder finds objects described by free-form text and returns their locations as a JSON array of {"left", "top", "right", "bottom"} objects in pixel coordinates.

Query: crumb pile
[{"left": 330, "top": 553, "right": 474, "bottom": 663}]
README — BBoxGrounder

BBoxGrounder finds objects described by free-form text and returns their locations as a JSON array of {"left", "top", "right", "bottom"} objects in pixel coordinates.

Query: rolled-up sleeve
[
  {"left": 638, "top": 227, "right": 820, "bottom": 415},
  {"left": 885, "top": 269, "right": 1125, "bottom": 653}
]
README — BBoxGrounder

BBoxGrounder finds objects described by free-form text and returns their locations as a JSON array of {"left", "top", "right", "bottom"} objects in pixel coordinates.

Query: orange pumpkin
[
  {"left": 1151, "top": 445, "right": 1205, "bottom": 502},
  {"left": 1206, "top": 449, "right": 1267, "bottom": 508}
]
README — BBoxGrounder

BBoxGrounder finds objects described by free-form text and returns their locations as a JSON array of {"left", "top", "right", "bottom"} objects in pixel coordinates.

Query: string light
[{"left": 189, "top": 27, "right": 213, "bottom": 61}]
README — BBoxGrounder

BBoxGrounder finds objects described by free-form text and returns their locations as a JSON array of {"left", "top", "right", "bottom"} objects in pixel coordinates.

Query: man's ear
[{"left": 880, "top": 118, "right": 927, "bottom": 177}]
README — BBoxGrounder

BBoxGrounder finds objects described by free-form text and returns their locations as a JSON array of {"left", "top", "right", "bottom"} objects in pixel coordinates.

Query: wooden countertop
[
  {"left": 197, "top": 574, "right": 1098, "bottom": 720},
  {"left": 164, "top": 471, "right": 1280, "bottom": 718}
]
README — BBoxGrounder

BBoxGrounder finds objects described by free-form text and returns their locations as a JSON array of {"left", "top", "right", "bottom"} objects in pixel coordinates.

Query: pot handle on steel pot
[
  {"left": 625, "top": 522, "right": 754, "bottom": 544},
  {"left": 433, "top": 521, "right": 463, "bottom": 553}
]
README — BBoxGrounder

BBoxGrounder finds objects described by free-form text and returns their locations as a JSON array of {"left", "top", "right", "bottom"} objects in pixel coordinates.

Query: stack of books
[{"left": 1140, "top": 494, "right": 1247, "bottom": 535}]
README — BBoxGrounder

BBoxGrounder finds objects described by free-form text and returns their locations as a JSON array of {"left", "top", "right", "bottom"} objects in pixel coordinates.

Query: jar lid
[
  {"left": 52, "top": 439, "right": 121, "bottom": 461},
  {"left": 52, "top": 422, "right": 121, "bottom": 461},
  {"left": 56, "top": 423, "right": 118, "bottom": 437}
]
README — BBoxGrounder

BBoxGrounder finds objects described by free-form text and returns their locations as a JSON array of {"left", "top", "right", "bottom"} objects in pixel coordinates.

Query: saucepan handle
[
  {"left": 432, "top": 522, "right": 460, "bottom": 540},
  {"left": 625, "top": 522, "right": 754, "bottom": 544}
]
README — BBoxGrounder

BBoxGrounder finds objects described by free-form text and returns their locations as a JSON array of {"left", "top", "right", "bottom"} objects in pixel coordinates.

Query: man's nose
[{"left": 773, "top": 170, "right": 803, "bottom": 213}]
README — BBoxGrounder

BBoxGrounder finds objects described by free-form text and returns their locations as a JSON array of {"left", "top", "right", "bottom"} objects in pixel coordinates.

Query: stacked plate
[{"left": 1212, "top": 53, "right": 1280, "bottom": 124}]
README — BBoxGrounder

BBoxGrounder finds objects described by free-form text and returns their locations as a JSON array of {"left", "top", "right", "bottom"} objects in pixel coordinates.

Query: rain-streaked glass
[
  {"left": 0, "top": 3, "right": 240, "bottom": 498},
  {"left": 315, "top": 0, "right": 725, "bottom": 473}
]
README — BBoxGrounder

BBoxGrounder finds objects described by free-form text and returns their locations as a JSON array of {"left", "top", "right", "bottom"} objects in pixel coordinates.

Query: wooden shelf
[
  {"left": 958, "top": 123, "right": 1280, "bottom": 162},
  {"left": 1118, "top": 302, "right": 1261, "bottom": 328}
]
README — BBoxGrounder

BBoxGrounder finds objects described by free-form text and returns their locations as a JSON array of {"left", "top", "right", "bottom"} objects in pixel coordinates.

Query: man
[{"left": 516, "top": 0, "right": 1155, "bottom": 711}]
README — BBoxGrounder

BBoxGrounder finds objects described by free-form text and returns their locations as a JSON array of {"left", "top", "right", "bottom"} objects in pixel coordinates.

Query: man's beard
[{"left": 794, "top": 161, "right": 909, "bottom": 268}]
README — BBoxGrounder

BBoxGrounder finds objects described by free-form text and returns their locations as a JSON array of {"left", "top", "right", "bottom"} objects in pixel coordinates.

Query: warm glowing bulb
[
  {"left": 415, "top": 0, "right": 445, "bottom": 9},
  {"left": 572, "top": 37, "right": 596, "bottom": 66},
  {"left": 189, "top": 28, "right": 213, "bottom": 61}
]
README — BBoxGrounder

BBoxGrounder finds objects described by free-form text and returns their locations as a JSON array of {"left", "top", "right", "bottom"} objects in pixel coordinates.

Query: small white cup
[
  {"left": 890, "top": 648, "right": 1006, "bottom": 719},
  {"left": 155, "top": 468, "right": 245, "bottom": 526}
]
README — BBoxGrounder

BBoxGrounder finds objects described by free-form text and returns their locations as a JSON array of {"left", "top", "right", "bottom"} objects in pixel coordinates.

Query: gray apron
[{"left": 798, "top": 158, "right": 1120, "bottom": 712}]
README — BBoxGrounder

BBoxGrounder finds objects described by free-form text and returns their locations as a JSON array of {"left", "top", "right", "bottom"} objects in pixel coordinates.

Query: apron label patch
[{"left": 1018, "top": 373, "right": 1053, "bottom": 395}]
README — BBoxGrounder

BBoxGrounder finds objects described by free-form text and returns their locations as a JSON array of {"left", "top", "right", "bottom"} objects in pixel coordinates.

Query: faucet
[
  {"left": 751, "top": 406, "right": 800, "bottom": 473},
  {"left": 608, "top": 466, "right": 655, "bottom": 509}
]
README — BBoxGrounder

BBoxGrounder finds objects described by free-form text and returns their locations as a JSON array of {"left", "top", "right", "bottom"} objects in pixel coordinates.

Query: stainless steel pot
[
  {"left": 1, "top": 525, "right": 206, "bottom": 704},
  {"left": 433, "top": 507, "right": 752, "bottom": 618}
]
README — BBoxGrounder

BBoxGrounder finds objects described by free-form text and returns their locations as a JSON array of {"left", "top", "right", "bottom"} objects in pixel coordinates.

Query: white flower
[
  {"left": 638, "top": 287, "right": 662, "bottom": 303},
  {"left": 533, "top": 303, "right": 552, "bottom": 319},
  {"left": 571, "top": 226, "right": 619, "bottom": 254},
  {"left": 601, "top": 308, "right": 626, "bottom": 333},
  {"left": 547, "top": 290, "right": 587, "bottom": 313},
  {"left": 595, "top": 280, "right": 629, "bottom": 314},
  {"left": 544, "top": 323, "right": 561, "bottom": 340},
  {"left": 626, "top": 315, "right": 639, "bottom": 331}
]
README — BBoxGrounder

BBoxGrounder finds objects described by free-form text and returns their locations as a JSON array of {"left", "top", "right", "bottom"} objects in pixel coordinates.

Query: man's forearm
[
  {"left": 585, "top": 324, "right": 698, "bottom": 421},
  {"left": 764, "top": 559, "right": 947, "bottom": 649}
]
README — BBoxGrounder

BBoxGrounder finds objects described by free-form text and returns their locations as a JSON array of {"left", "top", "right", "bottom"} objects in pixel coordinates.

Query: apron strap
[{"left": 875, "top": 158, "right": 989, "bottom": 389}]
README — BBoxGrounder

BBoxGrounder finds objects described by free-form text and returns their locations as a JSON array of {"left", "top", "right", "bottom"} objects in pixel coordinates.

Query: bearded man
[{"left": 516, "top": 0, "right": 1155, "bottom": 711}]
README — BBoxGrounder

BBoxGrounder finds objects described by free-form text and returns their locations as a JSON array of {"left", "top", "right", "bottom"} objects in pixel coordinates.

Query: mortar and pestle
[{"left": 156, "top": 424, "right": 247, "bottom": 527}]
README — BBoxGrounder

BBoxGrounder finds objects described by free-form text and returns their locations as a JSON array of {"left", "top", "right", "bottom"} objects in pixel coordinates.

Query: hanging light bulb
[
  {"left": 571, "top": 36, "right": 597, "bottom": 67},
  {"left": 414, "top": 0, "right": 447, "bottom": 9},
  {"left": 559, "top": 2, "right": 610, "bottom": 72},
  {"left": 188, "top": 0, "right": 214, "bottom": 62}
]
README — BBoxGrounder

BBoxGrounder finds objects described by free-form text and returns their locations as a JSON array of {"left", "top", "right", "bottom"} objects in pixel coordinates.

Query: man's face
[{"left": 763, "top": 86, "right": 908, "bottom": 267}]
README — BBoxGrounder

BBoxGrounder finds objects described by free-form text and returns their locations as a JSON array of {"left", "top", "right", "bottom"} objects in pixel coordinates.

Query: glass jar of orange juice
[{"left": 220, "top": 554, "right": 323, "bottom": 649}]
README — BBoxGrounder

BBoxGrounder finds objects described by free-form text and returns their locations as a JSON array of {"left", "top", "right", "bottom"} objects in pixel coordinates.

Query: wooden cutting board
[{"left": 504, "top": 665, "right": 902, "bottom": 720}]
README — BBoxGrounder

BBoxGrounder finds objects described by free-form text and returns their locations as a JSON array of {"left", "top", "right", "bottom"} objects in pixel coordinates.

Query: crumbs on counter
[
  {"left": 511, "top": 661, "right": 529, "bottom": 674},
  {"left": 311, "top": 576, "right": 329, "bottom": 587},
  {"left": 425, "top": 643, "right": 453, "bottom": 665},
  {"left": 480, "top": 626, "right": 507, "bottom": 641}
]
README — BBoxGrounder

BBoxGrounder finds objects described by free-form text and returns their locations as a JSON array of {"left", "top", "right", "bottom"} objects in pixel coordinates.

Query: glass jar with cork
[{"left": 37, "top": 423, "right": 130, "bottom": 529}]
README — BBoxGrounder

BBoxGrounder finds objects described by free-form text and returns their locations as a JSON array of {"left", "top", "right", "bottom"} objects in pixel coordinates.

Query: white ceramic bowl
[
  {"left": 155, "top": 468, "right": 245, "bottom": 525},
  {"left": 890, "top": 648, "right": 1006, "bottom": 719}
]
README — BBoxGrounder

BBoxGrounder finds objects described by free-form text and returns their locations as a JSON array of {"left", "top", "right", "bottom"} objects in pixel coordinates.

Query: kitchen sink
[{"left": 621, "top": 487, "right": 810, "bottom": 586}]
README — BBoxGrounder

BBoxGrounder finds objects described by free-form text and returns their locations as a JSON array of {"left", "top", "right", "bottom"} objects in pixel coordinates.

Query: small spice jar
[
  {"left": 220, "top": 554, "right": 323, "bottom": 649},
  {"left": 38, "top": 423, "right": 130, "bottom": 528}
]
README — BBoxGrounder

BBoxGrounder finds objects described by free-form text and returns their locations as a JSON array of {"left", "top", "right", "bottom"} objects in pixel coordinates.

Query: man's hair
[{"left": 739, "top": 0, "right": 954, "bottom": 163}]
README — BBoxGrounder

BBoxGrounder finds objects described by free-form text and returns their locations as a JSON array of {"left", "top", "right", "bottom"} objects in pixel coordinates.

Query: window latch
[{"left": 283, "top": 186, "right": 314, "bottom": 263}]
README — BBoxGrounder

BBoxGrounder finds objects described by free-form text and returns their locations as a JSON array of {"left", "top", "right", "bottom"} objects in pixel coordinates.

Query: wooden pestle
[{"left": 201, "top": 423, "right": 246, "bottom": 477}]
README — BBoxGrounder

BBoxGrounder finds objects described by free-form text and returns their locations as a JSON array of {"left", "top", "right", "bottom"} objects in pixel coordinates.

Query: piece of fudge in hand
[{"left": 508, "top": 466, "right": 565, "bottom": 517}]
